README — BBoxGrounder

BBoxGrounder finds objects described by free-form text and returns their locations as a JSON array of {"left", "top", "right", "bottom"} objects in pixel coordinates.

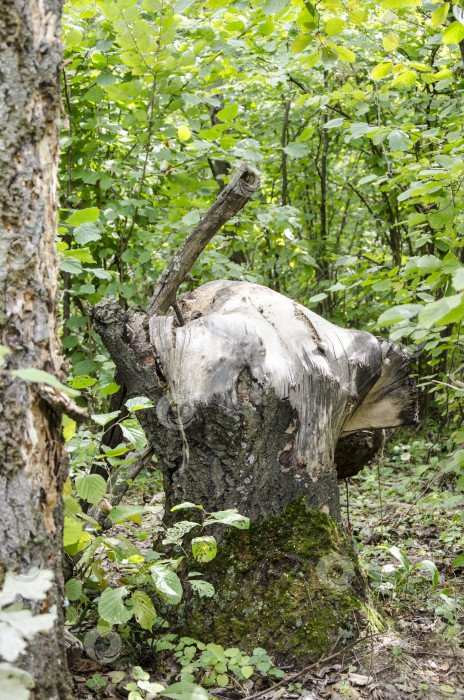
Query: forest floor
[{"left": 70, "top": 431, "right": 464, "bottom": 700}]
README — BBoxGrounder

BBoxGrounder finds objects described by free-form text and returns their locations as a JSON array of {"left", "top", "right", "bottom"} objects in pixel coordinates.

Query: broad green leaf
[
  {"left": 171, "top": 502, "right": 203, "bottom": 511},
  {"left": 324, "top": 118, "right": 344, "bottom": 129},
  {"left": 430, "top": 3, "right": 449, "bottom": 28},
  {"left": 325, "top": 18, "right": 346, "bottom": 36},
  {"left": 442, "top": 20, "right": 464, "bottom": 44},
  {"left": 205, "top": 509, "right": 250, "bottom": 529},
  {"left": 132, "top": 590, "right": 157, "bottom": 630},
  {"left": 191, "top": 536, "right": 217, "bottom": 563},
  {"left": 452, "top": 268, "right": 464, "bottom": 291},
  {"left": 76, "top": 474, "right": 107, "bottom": 506},
  {"left": 215, "top": 104, "right": 239, "bottom": 122},
  {"left": 120, "top": 418, "right": 147, "bottom": 450},
  {"left": 74, "top": 223, "right": 101, "bottom": 244},
  {"left": 418, "top": 294, "right": 464, "bottom": 328},
  {"left": 66, "top": 207, "right": 100, "bottom": 225},
  {"left": 65, "top": 578, "right": 83, "bottom": 601},
  {"left": 451, "top": 555, "right": 464, "bottom": 567},
  {"left": 190, "top": 580, "right": 215, "bottom": 597},
  {"left": 174, "top": 0, "right": 195, "bottom": 12},
  {"left": 125, "top": 396, "right": 154, "bottom": 412},
  {"left": 108, "top": 505, "right": 144, "bottom": 524},
  {"left": 383, "top": 32, "right": 399, "bottom": 51},
  {"left": 150, "top": 565, "right": 183, "bottom": 604},
  {"left": 159, "top": 681, "right": 210, "bottom": 700},
  {"left": 241, "top": 666, "right": 254, "bottom": 679},
  {"left": 414, "top": 560, "right": 439, "bottom": 590},
  {"left": 62, "top": 415, "right": 76, "bottom": 442},
  {"left": 385, "top": 546, "right": 410, "bottom": 573},
  {"left": 63, "top": 517, "right": 84, "bottom": 547},
  {"left": 11, "top": 368, "right": 80, "bottom": 398},
  {"left": 91, "top": 410, "right": 121, "bottom": 426},
  {"left": 178, "top": 125, "right": 191, "bottom": 141},
  {"left": 291, "top": 35, "right": 311, "bottom": 54},
  {"left": 262, "top": 0, "right": 288, "bottom": 15},
  {"left": 284, "top": 142, "right": 309, "bottom": 158},
  {"left": 98, "top": 587, "right": 133, "bottom": 625},
  {"left": 376, "top": 304, "right": 421, "bottom": 326},
  {"left": 335, "top": 45, "right": 355, "bottom": 62}
]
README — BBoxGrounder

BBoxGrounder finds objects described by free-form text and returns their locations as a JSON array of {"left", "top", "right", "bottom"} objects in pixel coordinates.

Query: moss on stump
[{"left": 179, "top": 500, "right": 382, "bottom": 663}]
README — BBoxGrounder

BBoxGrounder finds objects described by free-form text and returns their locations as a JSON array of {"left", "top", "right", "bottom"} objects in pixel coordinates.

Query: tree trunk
[
  {"left": 93, "top": 280, "right": 417, "bottom": 662},
  {"left": 0, "top": 0, "right": 70, "bottom": 696}
]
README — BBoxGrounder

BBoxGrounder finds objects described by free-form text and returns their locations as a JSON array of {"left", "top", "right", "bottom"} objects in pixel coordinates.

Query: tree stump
[{"left": 93, "top": 279, "right": 417, "bottom": 662}]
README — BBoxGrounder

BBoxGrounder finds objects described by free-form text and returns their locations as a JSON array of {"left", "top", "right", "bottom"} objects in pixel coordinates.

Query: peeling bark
[{"left": 0, "top": 0, "right": 70, "bottom": 696}]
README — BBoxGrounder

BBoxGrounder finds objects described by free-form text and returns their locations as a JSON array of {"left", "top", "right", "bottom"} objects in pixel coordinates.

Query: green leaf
[
  {"left": 178, "top": 125, "right": 192, "bottom": 141},
  {"left": 451, "top": 555, "right": 464, "bottom": 567},
  {"left": 383, "top": 32, "right": 399, "bottom": 51},
  {"left": 376, "top": 304, "right": 421, "bottom": 326},
  {"left": 386, "top": 546, "right": 410, "bottom": 573},
  {"left": 191, "top": 536, "right": 217, "bottom": 563},
  {"left": 174, "top": 0, "right": 195, "bottom": 11},
  {"left": 63, "top": 517, "right": 84, "bottom": 547},
  {"left": 132, "top": 590, "right": 157, "bottom": 630},
  {"left": 11, "top": 368, "right": 80, "bottom": 398},
  {"left": 204, "top": 509, "right": 250, "bottom": 529},
  {"left": 215, "top": 104, "right": 239, "bottom": 122},
  {"left": 91, "top": 410, "right": 121, "bottom": 426},
  {"left": 262, "top": 0, "right": 288, "bottom": 15},
  {"left": 216, "top": 674, "right": 229, "bottom": 687},
  {"left": 324, "top": 117, "right": 344, "bottom": 129},
  {"left": 442, "top": 21, "right": 464, "bottom": 44},
  {"left": 335, "top": 45, "right": 355, "bottom": 62},
  {"left": 418, "top": 294, "right": 464, "bottom": 328},
  {"left": 74, "top": 223, "right": 101, "bottom": 244},
  {"left": 283, "top": 142, "right": 309, "bottom": 158},
  {"left": 325, "top": 18, "right": 346, "bottom": 36},
  {"left": 159, "top": 681, "right": 210, "bottom": 700},
  {"left": 190, "top": 580, "right": 215, "bottom": 597},
  {"left": 125, "top": 396, "right": 153, "bottom": 412},
  {"left": 120, "top": 418, "right": 147, "bottom": 450},
  {"left": 371, "top": 62, "right": 392, "bottom": 79},
  {"left": 171, "top": 502, "right": 203, "bottom": 511},
  {"left": 291, "top": 35, "right": 311, "bottom": 54},
  {"left": 76, "top": 474, "right": 107, "bottom": 506},
  {"left": 65, "top": 578, "right": 83, "bottom": 601},
  {"left": 415, "top": 560, "right": 439, "bottom": 590},
  {"left": 241, "top": 666, "right": 253, "bottom": 679},
  {"left": 98, "top": 586, "right": 133, "bottom": 625},
  {"left": 150, "top": 565, "right": 183, "bottom": 604},
  {"left": 430, "top": 3, "right": 449, "bottom": 28},
  {"left": 108, "top": 505, "right": 144, "bottom": 524},
  {"left": 66, "top": 207, "right": 100, "bottom": 225}
]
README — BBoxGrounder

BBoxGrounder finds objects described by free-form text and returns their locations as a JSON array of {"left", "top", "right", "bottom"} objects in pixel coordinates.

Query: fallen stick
[{"left": 242, "top": 633, "right": 381, "bottom": 700}]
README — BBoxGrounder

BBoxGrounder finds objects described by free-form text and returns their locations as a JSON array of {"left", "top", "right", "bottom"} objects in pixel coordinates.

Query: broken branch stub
[{"left": 146, "top": 162, "right": 260, "bottom": 317}]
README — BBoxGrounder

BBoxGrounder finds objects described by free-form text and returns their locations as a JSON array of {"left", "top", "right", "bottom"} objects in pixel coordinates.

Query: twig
[
  {"left": 146, "top": 162, "right": 260, "bottom": 317},
  {"left": 242, "top": 633, "right": 381, "bottom": 700}
]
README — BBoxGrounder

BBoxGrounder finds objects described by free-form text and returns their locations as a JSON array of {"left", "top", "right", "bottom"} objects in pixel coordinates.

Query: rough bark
[{"left": 0, "top": 0, "right": 70, "bottom": 696}]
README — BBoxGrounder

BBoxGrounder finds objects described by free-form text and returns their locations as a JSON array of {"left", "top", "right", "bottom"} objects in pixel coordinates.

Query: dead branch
[{"left": 146, "top": 162, "right": 260, "bottom": 317}]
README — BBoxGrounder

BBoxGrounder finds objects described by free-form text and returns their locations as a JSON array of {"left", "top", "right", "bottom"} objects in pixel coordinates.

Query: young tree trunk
[
  {"left": 93, "top": 279, "right": 417, "bottom": 662},
  {"left": 0, "top": 0, "right": 70, "bottom": 696}
]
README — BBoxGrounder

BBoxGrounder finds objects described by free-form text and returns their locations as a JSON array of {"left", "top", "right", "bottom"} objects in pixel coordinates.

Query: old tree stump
[{"left": 92, "top": 164, "right": 417, "bottom": 662}]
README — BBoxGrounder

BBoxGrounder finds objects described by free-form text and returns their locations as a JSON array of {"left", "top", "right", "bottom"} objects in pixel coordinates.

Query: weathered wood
[
  {"left": 146, "top": 280, "right": 417, "bottom": 521},
  {"left": 94, "top": 279, "right": 417, "bottom": 661},
  {"left": 0, "top": 0, "right": 70, "bottom": 695},
  {"left": 146, "top": 163, "right": 260, "bottom": 317}
]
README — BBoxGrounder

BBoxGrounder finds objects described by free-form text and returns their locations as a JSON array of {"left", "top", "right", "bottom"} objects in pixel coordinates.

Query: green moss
[{"left": 180, "top": 499, "right": 381, "bottom": 663}]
